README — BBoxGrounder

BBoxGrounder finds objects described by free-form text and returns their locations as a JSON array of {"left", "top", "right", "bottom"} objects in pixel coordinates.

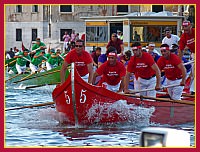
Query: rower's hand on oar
[
  {"left": 40, "top": 46, "right": 45, "bottom": 50},
  {"left": 180, "top": 80, "right": 185, "bottom": 86},
  {"left": 155, "top": 84, "right": 161, "bottom": 91},
  {"left": 124, "top": 89, "right": 131, "bottom": 94},
  {"left": 117, "top": 88, "right": 123, "bottom": 93}
]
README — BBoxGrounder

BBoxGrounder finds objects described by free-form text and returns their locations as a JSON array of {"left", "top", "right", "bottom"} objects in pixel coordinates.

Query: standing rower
[
  {"left": 31, "top": 38, "right": 47, "bottom": 57},
  {"left": 60, "top": 39, "right": 93, "bottom": 84}
]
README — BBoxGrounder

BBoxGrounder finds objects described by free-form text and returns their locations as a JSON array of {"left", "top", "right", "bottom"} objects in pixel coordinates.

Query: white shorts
[
  {"left": 16, "top": 63, "right": 26, "bottom": 74},
  {"left": 102, "top": 81, "right": 121, "bottom": 92},
  {"left": 138, "top": 76, "right": 156, "bottom": 97},
  {"left": 81, "top": 73, "right": 89, "bottom": 83},
  {"left": 166, "top": 78, "right": 184, "bottom": 100},
  {"left": 29, "top": 63, "right": 38, "bottom": 73},
  {"left": 46, "top": 62, "right": 56, "bottom": 71}
]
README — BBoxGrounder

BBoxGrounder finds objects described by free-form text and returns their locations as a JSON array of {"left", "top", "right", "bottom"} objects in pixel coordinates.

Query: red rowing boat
[{"left": 52, "top": 63, "right": 195, "bottom": 126}]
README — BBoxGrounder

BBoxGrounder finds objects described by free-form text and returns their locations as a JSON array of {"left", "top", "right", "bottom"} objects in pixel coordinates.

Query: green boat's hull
[{"left": 7, "top": 65, "right": 69, "bottom": 87}]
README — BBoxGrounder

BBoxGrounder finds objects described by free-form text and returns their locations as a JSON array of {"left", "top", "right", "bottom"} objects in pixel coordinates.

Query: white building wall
[{"left": 6, "top": 22, "right": 48, "bottom": 51}]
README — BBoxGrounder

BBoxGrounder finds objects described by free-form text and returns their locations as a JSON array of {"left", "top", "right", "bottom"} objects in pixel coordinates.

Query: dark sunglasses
[
  {"left": 112, "top": 36, "right": 117, "bottom": 37},
  {"left": 75, "top": 45, "right": 83, "bottom": 48},
  {"left": 161, "top": 50, "right": 167, "bottom": 52}
]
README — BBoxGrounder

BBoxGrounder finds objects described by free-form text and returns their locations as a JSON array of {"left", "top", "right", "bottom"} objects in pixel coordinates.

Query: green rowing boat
[{"left": 6, "top": 65, "right": 69, "bottom": 87}]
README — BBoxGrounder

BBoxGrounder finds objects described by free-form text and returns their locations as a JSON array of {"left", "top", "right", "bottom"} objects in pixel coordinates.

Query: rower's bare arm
[
  {"left": 124, "top": 72, "right": 131, "bottom": 93},
  {"left": 151, "top": 63, "right": 161, "bottom": 90},
  {"left": 92, "top": 72, "right": 99, "bottom": 85},
  {"left": 87, "top": 63, "right": 94, "bottom": 84},
  {"left": 118, "top": 76, "right": 125, "bottom": 92},
  {"left": 177, "top": 63, "right": 187, "bottom": 86},
  {"left": 40, "top": 46, "right": 47, "bottom": 50},
  {"left": 60, "top": 61, "right": 69, "bottom": 84},
  {"left": 120, "top": 44, "right": 124, "bottom": 55},
  {"left": 98, "top": 62, "right": 103, "bottom": 68},
  {"left": 178, "top": 49, "right": 184, "bottom": 59}
]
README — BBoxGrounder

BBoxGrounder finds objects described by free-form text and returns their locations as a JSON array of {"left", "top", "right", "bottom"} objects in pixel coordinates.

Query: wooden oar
[
  {"left": 22, "top": 56, "right": 31, "bottom": 62},
  {"left": 58, "top": 54, "right": 65, "bottom": 60},
  {"left": 13, "top": 69, "right": 61, "bottom": 84},
  {"left": 123, "top": 94, "right": 195, "bottom": 105},
  {"left": 157, "top": 91, "right": 195, "bottom": 98},
  {"left": 5, "top": 59, "right": 17, "bottom": 67},
  {"left": 5, "top": 73, "right": 22, "bottom": 82},
  {"left": 129, "top": 84, "right": 181, "bottom": 94},
  {"left": 5, "top": 102, "right": 55, "bottom": 111},
  {"left": 25, "top": 82, "right": 60, "bottom": 89},
  {"left": 15, "top": 72, "right": 35, "bottom": 83},
  {"left": 31, "top": 47, "right": 41, "bottom": 53},
  {"left": 182, "top": 93, "right": 195, "bottom": 98},
  {"left": 38, "top": 66, "right": 46, "bottom": 72}
]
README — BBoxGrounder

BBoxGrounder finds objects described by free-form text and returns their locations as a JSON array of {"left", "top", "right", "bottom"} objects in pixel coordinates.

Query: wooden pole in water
[{"left": 5, "top": 102, "right": 55, "bottom": 111}]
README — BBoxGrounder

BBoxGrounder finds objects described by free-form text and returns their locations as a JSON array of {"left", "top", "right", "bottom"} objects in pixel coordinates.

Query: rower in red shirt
[
  {"left": 124, "top": 42, "right": 161, "bottom": 97},
  {"left": 92, "top": 46, "right": 126, "bottom": 92},
  {"left": 179, "top": 20, "right": 195, "bottom": 95},
  {"left": 157, "top": 44, "right": 186, "bottom": 100},
  {"left": 179, "top": 20, "right": 195, "bottom": 57},
  {"left": 60, "top": 39, "right": 93, "bottom": 84}
]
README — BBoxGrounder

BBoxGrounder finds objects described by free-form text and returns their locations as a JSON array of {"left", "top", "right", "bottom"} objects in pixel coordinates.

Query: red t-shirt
[
  {"left": 106, "top": 39, "right": 123, "bottom": 54},
  {"left": 127, "top": 52, "right": 156, "bottom": 79},
  {"left": 179, "top": 28, "right": 195, "bottom": 53},
  {"left": 96, "top": 61, "right": 126, "bottom": 85},
  {"left": 157, "top": 54, "right": 182, "bottom": 80},
  {"left": 65, "top": 49, "right": 93, "bottom": 76}
]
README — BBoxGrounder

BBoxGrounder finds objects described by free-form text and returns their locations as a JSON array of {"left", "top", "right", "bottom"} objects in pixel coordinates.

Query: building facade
[{"left": 5, "top": 4, "right": 195, "bottom": 52}]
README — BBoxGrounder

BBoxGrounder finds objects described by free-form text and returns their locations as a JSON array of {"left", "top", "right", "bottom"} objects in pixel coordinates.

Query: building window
[
  {"left": 86, "top": 26, "right": 108, "bottom": 42},
  {"left": 60, "top": 5, "right": 72, "bottom": 12},
  {"left": 16, "top": 5, "right": 22, "bottom": 13},
  {"left": 152, "top": 5, "right": 163, "bottom": 13},
  {"left": 16, "top": 29, "right": 22, "bottom": 41},
  {"left": 117, "top": 5, "right": 128, "bottom": 14},
  {"left": 60, "top": 29, "right": 72, "bottom": 41},
  {"left": 32, "top": 29, "right": 37, "bottom": 41},
  {"left": 32, "top": 5, "right": 38, "bottom": 12},
  {"left": 130, "top": 25, "right": 177, "bottom": 43}
]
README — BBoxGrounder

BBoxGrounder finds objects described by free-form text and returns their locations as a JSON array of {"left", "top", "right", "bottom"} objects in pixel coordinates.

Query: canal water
[{"left": 5, "top": 81, "right": 195, "bottom": 147}]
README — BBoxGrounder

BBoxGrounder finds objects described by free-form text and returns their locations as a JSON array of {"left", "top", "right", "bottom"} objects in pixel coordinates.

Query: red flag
[
  {"left": 22, "top": 42, "right": 26, "bottom": 51},
  {"left": 48, "top": 45, "right": 51, "bottom": 53}
]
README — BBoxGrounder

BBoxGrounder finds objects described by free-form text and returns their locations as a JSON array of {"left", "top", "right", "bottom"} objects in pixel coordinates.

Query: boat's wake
[{"left": 86, "top": 100, "right": 155, "bottom": 127}]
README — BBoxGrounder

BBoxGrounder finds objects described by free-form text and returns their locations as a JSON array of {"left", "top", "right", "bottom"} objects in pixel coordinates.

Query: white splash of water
[
  {"left": 86, "top": 100, "right": 155, "bottom": 126},
  {"left": 13, "top": 84, "right": 27, "bottom": 90},
  {"left": 20, "top": 108, "right": 71, "bottom": 129}
]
